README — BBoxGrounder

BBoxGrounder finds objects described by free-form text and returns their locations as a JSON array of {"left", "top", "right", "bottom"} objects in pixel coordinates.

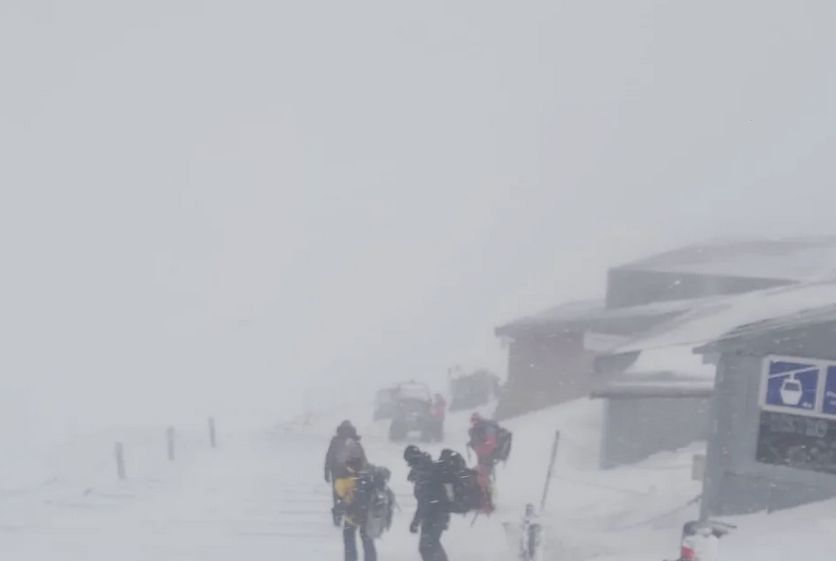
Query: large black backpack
[
  {"left": 438, "top": 450, "right": 487, "bottom": 514},
  {"left": 363, "top": 467, "right": 395, "bottom": 539},
  {"left": 494, "top": 427, "right": 513, "bottom": 463}
]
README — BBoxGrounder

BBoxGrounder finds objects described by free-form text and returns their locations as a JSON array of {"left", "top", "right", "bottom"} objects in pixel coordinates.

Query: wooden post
[
  {"left": 115, "top": 442, "right": 126, "bottom": 480},
  {"left": 539, "top": 430, "right": 560, "bottom": 512},
  {"left": 208, "top": 417, "right": 217, "bottom": 448},
  {"left": 167, "top": 426, "right": 176, "bottom": 462}
]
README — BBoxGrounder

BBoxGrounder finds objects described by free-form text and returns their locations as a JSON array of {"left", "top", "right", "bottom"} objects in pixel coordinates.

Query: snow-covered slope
[{"left": 0, "top": 397, "right": 831, "bottom": 560}]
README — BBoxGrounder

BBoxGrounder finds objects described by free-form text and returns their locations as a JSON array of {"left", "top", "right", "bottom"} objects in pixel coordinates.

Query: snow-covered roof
[
  {"left": 395, "top": 382, "right": 432, "bottom": 402},
  {"left": 616, "top": 237, "right": 836, "bottom": 282},
  {"left": 591, "top": 380, "right": 714, "bottom": 399},
  {"left": 698, "top": 303, "right": 836, "bottom": 353},
  {"left": 613, "top": 280, "right": 836, "bottom": 354},
  {"left": 495, "top": 300, "right": 603, "bottom": 335},
  {"left": 623, "top": 345, "right": 715, "bottom": 379},
  {"left": 496, "top": 297, "right": 705, "bottom": 337}
]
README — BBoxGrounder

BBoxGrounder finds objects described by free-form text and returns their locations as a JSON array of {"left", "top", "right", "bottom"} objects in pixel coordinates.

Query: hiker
[
  {"left": 467, "top": 413, "right": 498, "bottom": 470},
  {"left": 333, "top": 444, "right": 377, "bottom": 561},
  {"left": 363, "top": 466, "right": 396, "bottom": 541},
  {"left": 467, "top": 412, "right": 512, "bottom": 476},
  {"left": 325, "top": 420, "right": 367, "bottom": 526},
  {"left": 405, "top": 445, "right": 450, "bottom": 561},
  {"left": 438, "top": 448, "right": 493, "bottom": 514},
  {"left": 432, "top": 394, "right": 447, "bottom": 421}
]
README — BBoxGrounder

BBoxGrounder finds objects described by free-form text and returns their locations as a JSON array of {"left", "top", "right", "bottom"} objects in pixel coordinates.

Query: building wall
[
  {"left": 495, "top": 331, "right": 596, "bottom": 419},
  {"left": 702, "top": 351, "right": 836, "bottom": 517},
  {"left": 601, "top": 395, "right": 711, "bottom": 468},
  {"left": 605, "top": 269, "right": 788, "bottom": 309}
]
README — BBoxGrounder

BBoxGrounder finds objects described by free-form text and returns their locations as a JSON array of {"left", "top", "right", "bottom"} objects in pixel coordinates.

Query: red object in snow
[
  {"left": 473, "top": 434, "right": 498, "bottom": 461},
  {"left": 432, "top": 396, "right": 447, "bottom": 420}
]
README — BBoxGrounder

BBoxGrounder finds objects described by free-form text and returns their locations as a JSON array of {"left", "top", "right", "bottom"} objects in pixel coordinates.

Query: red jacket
[
  {"left": 431, "top": 398, "right": 447, "bottom": 420},
  {"left": 469, "top": 421, "right": 498, "bottom": 460}
]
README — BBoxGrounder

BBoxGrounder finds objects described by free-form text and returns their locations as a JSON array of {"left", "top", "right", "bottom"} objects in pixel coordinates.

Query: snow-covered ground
[{"left": 0, "top": 399, "right": 831, "bottom": 560}]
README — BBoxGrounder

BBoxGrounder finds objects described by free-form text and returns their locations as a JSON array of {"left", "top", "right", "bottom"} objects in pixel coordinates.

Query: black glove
[
  {"left": 409, "top": 519, "right": 420, "bottom": 534},
  {"left": 324, "top": 469, "right": 331, "bottom": 483}
]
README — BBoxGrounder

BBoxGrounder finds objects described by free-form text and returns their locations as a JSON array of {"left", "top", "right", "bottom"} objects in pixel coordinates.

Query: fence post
[
  {"left": 167, "top": 426, "right": 176, "bottom": 462},
  {"left": 115, "top": 442, "right": 126, "bottom": 480},
  {"left": 540, "top": 430, "right": 561, "bottom": 512},
  {"left": 208, "top": 417, "right": 217, "bottom": 448}
]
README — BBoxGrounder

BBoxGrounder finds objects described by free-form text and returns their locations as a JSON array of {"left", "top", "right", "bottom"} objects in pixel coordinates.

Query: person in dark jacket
[
  {"left": 405, "top": 445, "right": 450, "bottom": 561},
  {"left": 325, "top": 420, "right": 367, "bottom": 526}
]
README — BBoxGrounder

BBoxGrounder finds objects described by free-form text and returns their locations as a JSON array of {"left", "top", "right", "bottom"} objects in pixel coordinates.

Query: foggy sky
[{"left": 2, "top": 0, "right": 836, "bottom": 437}]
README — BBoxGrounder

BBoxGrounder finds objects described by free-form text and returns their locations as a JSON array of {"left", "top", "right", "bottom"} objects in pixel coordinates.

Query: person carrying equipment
[
  {"left": 432, "top": 394, "right": 447, "bottom": 421},
  {"left": 467, "top": 412, "right": 512, "bottom": 476},
  {"left": 325, "top": 420, "right": 367, "bottom": 526},
  {"left": 404, "top": 445, "right": 450, "bottom": 561},
  {"left": 437, "top": 448, "right": 494, "bottom": 515},
  {"left": 333, "top": 443, "right": 377, "bottom": 561},
  {"left": 363, "top": 466, "right": 396, "bottom": 541}
]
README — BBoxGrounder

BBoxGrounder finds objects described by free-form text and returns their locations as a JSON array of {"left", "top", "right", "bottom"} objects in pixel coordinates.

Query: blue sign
[
  {"left": 824, "top": 367, "right": 836, "bottom": 416},
  {"left": 764, "top": 360, "right": 820, "bottom": 411}
]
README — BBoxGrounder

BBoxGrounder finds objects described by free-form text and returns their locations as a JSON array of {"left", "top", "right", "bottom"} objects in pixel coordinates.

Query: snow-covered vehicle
[
  {"left": 449, "top": 369, "right": 501, "bottom": 411},
  {"left": 388, "top": 382, "right": 440, "bottom": 442},
  {"left": 373, "top": 387, "right": 399, "bottom": 420}
]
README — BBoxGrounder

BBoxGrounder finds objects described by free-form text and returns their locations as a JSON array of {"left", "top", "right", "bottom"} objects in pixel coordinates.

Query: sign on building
[{"left": 756, "top": 357, "right": 836, "bottom": 474}]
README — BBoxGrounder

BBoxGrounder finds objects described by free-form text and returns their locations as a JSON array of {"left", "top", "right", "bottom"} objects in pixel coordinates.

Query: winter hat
[
  {"left": 337, "top": 420, "right": 359, "bottom": 439},
  {"left": 403, "top": 445, "right": 423, "bottom": 465}
]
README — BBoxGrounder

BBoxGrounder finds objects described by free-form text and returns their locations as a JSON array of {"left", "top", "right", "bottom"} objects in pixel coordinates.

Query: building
[
  {"left": 695, "top": 289, "right": 836, "bottom": 516},
  {"left": 494, "top": 299, "right": 692, "bottom": 418},
  {"left": 495, "top": 238, "right": 836, "bottom": 420},
  {"left": 606, "top": 237, "right": 836, "bottom": 308},
  {"left": 593, "top": 276, "right": 836, "bottom": 470},
  {"left": 591, "top": 345, "right": 714, "bottom": 468}
]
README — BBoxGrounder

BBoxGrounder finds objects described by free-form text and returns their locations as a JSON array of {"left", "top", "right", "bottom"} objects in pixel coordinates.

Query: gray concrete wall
[
  {"left": 702, "top": 352, "right": 836, "bottom": 517},
  {"left": 601, "top": 396, "right": 711, "bottom": 468}
]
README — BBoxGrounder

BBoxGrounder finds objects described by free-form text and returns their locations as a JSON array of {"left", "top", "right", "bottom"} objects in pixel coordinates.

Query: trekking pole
[{"left": 539, "top": 430, "right": 560, "bottom": 512}]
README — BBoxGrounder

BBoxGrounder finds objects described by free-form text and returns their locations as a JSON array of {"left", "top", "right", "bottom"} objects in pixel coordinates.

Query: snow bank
[
  {"left": 495, "top": 398, "right": 836, "bottom": 561},
  {"left": 625, "top": 345, "right": 715, "bottom": 379}
]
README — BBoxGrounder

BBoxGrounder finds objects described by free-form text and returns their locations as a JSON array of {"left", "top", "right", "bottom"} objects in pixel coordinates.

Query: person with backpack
[
  {"left": 325, "top": 420, "right": 367, "bottom": 526},
  {"left": 404, "top": 445, "right": 450, "bottom": 561},
  {"left": 437, "top": 448, "right": 494, "bottom": 515},
  {"left": 467, "top": 413, "right": 512, "bottom": 476},
  {"left": 362, "top": 466, "right": 396, "bottom": 541},
  {"left": 333, "top": 445, "right": 378, "bottom": 561}
]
